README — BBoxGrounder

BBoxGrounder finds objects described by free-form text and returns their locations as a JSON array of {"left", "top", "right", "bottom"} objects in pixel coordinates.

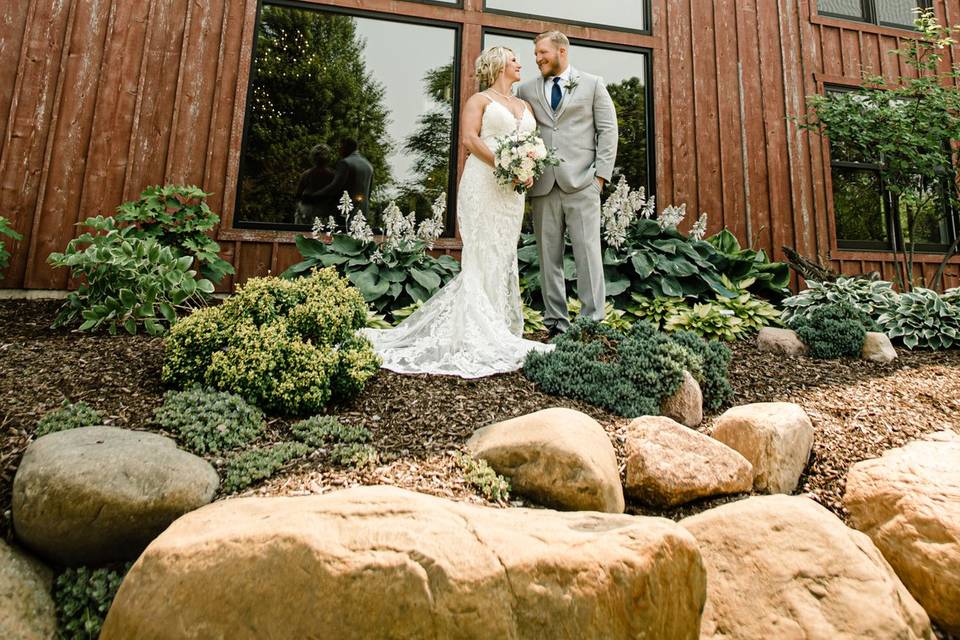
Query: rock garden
[{"left": 1, "top": 156, "right": 959, "bottom": 640}]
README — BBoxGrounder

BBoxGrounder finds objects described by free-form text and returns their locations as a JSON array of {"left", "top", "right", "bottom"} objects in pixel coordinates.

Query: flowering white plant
[
  {"left": 313, "top": 191, "right": 447, "bottom": 256},
  {"left": 493, "top": 130, "right": 560, "bottom": 194},
  {"left": 600, "top": 176, "right": 655, "bottom": 250},
  {"left": 688, "top": 212, "right": 709, "bottom": 241}
]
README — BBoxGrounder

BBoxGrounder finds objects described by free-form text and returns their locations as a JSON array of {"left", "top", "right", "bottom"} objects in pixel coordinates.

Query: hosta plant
[
  {"left": 623, "top": 293, "right": 686, "bottom": 329},
  {"left": 48, "top": 216, "right": 213, "bottom": 335},
  {"left": 711, "top": 277, "right": 784, "bottom": 335},
  {"left": 114, "top": 185, "right": 235, "bottom": 283},
  {"left": 567, "top": 298, "right": 633, "bottom": 331},
  {"left": 285, "top": 193, "right": 459, "bottom": 322},
  {"left": 0, "top": 215, "right": 22, "bottom": 279},
  {"left": 665, "top": 302, "right": 743, "bottom": 342},
  {"left": 780, "top": 277, "right": 898, "bottom": 325},
  {"left": 877, "top": 288, "right": 960, "bottom": 349}
]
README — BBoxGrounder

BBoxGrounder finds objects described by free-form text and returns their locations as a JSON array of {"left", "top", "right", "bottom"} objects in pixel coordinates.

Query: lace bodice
[{"left": 358, "top": 95, "right": 552, "bottom": 378}]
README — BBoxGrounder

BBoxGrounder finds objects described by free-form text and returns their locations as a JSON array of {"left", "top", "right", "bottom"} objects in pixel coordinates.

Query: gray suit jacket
[{"left": 517, "top": 68, "right": 618, "bottom": 197}]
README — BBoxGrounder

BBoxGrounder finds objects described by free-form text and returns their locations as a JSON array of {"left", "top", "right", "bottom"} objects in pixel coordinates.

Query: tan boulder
[
  {"left": 13, "top": 426, "right": 219, "bottom": 565},
  {"left": 844, "top": 437, "right": 960, "bottom": 634},
  {"left": 861, "top": 332, "right": 897, "bottom": 363},
  {"left": 757, "top": 327, "right": 807, "bottom": 356},
  {"left": 102, "top": 486, "right": 706, "bottom": 640},
  {"left": 711, "top": 402, "right": 813, "bottom": 494},
  {"left": 0, "top": 540, "right": 56, "bottom": 640},
  {"left": 465, "top": 407, "right": 624, "bottom": 513},
  {"left": 660, "top": 370, "right": 703, "bottom": 427},
  {"left": 623, "top": 416, "right": 752, "bottom": 507},
  {"left": 681, "top": 495, "right": 931, "bottom": 640}
]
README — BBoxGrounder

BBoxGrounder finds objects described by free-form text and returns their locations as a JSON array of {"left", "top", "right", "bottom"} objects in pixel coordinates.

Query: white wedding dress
[{"left": 360, "top": 97, "right": 554, "bottom": 378}]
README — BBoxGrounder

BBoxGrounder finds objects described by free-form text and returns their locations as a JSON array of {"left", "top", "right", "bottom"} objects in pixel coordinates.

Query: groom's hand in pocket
[{"left": 596, "top": 177, "right": 605, "bottom": 190}]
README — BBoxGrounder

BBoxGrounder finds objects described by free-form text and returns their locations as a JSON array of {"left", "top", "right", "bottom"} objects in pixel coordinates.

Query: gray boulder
[
  {"left": 0, "top": 539, "right": 56, "bottom": 640},
  {"left": 13, "top": 426, "right": 219, "bottom": 565}
]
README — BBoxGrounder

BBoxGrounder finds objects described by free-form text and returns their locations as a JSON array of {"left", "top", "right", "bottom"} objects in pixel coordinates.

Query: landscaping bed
[{"left": 3, "top": 297, "right": 958, "bottom": 542}]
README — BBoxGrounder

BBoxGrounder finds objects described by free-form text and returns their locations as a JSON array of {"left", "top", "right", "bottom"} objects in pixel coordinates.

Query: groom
[{"left": 518, "top": 31, "right": 618, "bottom": 338}]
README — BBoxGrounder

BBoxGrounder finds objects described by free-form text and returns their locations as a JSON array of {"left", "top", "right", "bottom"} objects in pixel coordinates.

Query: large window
[
  {"left": 817, "top": 0, "right": 930, "bottom": 29},
  {"left": 484, "top": 0, "right": 649, "bottom": 34},
  {"left": 826, "top": 88, "right": 957, "bottom": 252},
  {"left": 483, "top": 32, "right": 652, "bottom": 195},
  {"left": 235, "top": 3, "right": 459, "bottom": 232}
]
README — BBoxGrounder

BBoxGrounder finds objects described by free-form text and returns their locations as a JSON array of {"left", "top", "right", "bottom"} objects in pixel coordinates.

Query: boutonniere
[{"left": 565, "top": 78, "right": 579, "bottom": 92}]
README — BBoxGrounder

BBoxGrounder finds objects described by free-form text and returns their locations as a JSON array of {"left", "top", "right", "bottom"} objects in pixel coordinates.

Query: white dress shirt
[{"left": 543, "top": 66, "right": 573, "bottom": 107}]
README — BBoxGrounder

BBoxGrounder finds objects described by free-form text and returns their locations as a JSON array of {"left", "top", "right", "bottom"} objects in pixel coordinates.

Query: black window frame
[
  {"left": 482, "top": 0, "right": 653, "bottom": 37},
  {"left": 481, "top": 26, "right": 657, "bottom": 200},
  {"left": 233, "top": 0, "right": 463, "bottom": 235},
  {"left": 825, "top": 84, "right": 959, "bottom": 253},
  {"left": 817, "top": 0, "right": 932, "bottom": 30}
]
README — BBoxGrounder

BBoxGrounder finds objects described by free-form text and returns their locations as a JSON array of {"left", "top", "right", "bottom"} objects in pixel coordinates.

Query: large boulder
[
  {"left": 465, "top": 408, "right": 624, "bottom": 513},
  {"left": 861, "top": 332, "right": 897, "bottom": 363},
  {"left": 681, "top": 495, "right": 931, "bottom": 640},
  {"left": 844, "top": 433, "right": 960, "bottom": 635},
  {"left": 623, "top": 416, "right": 752, "bottom": 507},
  {"left": 757, "top": 327, "right": 807, "bottom": 356},
  {"left": 0, "top": 540, "right": 56, "bottom": 640},
  {"left": 13, "top": 426, "right": 219, "bottom": 565},
  {"left": 659, "top": 370, "right": 703, "bottom": 428},
  {"left": 101, "top": 486, "right": 706, "bottom": 639},
  {"left": 711, "top": 402, "right": 813, "bottom": 494}
]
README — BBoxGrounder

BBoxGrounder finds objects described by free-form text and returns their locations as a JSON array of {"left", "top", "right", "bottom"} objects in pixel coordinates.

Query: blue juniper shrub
[
  {"left": 523, "top": 318, "right": 732, "bottom": 418},
  {"left": 788, "top": 301, "right": 875, "bottom": 359}
]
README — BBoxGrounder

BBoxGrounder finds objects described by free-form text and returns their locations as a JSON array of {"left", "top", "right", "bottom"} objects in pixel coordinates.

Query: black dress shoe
[{"left": 547, "top": 325, "right": 565, "bottom": 340}]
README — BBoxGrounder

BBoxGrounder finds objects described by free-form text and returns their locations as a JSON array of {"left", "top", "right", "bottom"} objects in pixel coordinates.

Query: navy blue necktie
[{"left": 551, "top": 77, "right": 562, "bottom": 111}]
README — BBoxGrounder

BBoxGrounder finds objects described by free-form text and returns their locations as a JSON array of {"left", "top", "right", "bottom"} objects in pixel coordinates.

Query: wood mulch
[{"left": 2, "top": 297, "right": 959, "bottom": 535}]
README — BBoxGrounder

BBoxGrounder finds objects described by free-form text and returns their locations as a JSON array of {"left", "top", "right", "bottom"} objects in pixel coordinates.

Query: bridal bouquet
[{"left": 493, "top": 130, "right": 560, "bottom": 194}]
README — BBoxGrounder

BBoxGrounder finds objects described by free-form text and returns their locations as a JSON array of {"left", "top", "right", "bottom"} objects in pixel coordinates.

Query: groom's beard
[{"left": 537, "top": 57, "right": 562, "bottom": 78}]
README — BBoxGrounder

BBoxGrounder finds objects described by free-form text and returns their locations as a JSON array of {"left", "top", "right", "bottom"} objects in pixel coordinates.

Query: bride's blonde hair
[{"left": 475, "top": 46, "right": 513, "bottom": 90}]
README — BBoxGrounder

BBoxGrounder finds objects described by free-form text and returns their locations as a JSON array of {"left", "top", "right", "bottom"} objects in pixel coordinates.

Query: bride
[{"left": 360, "top": 46, "right": 554, "bottom": 378}]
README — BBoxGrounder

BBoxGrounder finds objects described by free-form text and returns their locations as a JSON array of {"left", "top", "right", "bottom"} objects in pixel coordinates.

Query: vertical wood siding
[{"left": 1, "top": 0, "right": 958, "bottom": 291}]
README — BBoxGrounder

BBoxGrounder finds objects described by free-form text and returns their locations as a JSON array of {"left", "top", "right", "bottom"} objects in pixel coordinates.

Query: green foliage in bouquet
[
  {"left": 523, "top": 319, "right": 731, "bottom": 417},
  {"left": 0, "top": 215, "right": 23, "bottom": 279},
  {"left": 54, "top": 564, "right": 130, "bottom": 640},
  {"left": 163, "top": 268, "right": 379, "bottom": 414},
  {"left": 154, "top": 385, "right": 265, "bottom": 455},
  {"left": 35, "top": 400, "right": 103, "bottom": 437},
  {"left": 877, "top": 287, "right": 960, "bottom": 349},
  {"left": 48, "top": 216, "right": 213, "bottom": 335},
  {"left": 113, "top": 185, "right": 235, "bottom": 283},
  {"left": 285, "top": 193, "right": 459, "bottom": 322},
  {"left": 221, "top": 442, "right": 312, "bottom": 493},
  {"left": 789, "top": 301, "right": 874, "bottom": 359},
  {"left": 780, "top": 277, "right": 899, "bottom": 325}
]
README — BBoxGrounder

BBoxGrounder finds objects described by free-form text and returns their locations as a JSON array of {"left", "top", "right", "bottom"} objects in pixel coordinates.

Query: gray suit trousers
[{"left": 531, "top": 182, "right": 606, "bottom": 330}]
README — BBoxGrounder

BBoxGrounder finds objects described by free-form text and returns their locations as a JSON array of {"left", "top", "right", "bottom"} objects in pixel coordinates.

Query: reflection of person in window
[
  {"left": 301, "top": 138, "right": 374, "bottom": 221},
  {"left": 295, "top": 143, "right": 336, "bottom": 226}
]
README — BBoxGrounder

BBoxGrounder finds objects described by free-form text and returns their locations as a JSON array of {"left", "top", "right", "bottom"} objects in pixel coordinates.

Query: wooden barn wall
[{"left": 1, "top": 0, "right": 959, "bottom": 292}]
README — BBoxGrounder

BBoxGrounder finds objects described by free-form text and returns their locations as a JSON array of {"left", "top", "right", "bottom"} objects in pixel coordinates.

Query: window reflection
[
  {"left": 831, "top": 167, "right": 890, "bottom": 247},
  {"left": 876, "top": 0, "right": 923, "bottom": 28},
  {"left": 484, "top": 0, "right": 646, "bottom": 32},
  {"left": 483, "top": 33, "right": 650, "bottom": 194},
  {"left": 237, "top": 4, "right": 457, "bottom": 231},
  {"left": 817, "top": 0, "right": 866, "bottom": 20}
]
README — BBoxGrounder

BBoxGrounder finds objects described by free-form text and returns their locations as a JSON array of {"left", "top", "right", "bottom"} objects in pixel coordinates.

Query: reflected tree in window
[
  {"left": 606, "top": 76, "right": 647, "bottom": 193},
  {"left": 239, "top": 6, "right": 392, "bottom": 224},
  {"left": 397, "top": 62, "right": 454, "bottom": 221}
]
